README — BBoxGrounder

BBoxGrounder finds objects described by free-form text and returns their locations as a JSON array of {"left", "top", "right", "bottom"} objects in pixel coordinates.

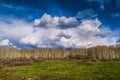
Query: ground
[{"left": 0, "top": 60, "right": 120, "bottom": 80}]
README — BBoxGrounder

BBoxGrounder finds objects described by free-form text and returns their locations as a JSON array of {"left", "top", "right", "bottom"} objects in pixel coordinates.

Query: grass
[{"left": 0, "top": 60, "right": 120, "bottom": 80}]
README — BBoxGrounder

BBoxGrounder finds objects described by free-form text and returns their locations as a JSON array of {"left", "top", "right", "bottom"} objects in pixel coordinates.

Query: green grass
[{"left": 0, "top": 60, "right": 120, "bottom": 80}]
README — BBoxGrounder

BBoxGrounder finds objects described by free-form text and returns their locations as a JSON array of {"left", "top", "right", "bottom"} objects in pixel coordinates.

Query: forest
[{"left": 0, "top": 44, "right": 120, "bottom": 66}]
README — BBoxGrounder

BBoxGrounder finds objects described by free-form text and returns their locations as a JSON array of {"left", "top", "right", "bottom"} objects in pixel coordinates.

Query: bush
[{"left": 9, "top": 59, "right": 33, "bottom": 66}]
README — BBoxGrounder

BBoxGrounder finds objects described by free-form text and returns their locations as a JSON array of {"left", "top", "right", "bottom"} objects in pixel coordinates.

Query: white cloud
[
  {"left": 0, "top": 39, "right": 12, "bottom": 46},
  {"left": 79, "top": 19, "right": 101, "bottom": 32},
  {"left": 0, "top": 19, "right": 34, "bottom": 48},
  {"left": 20, "top": 14, "right": 120, "bottom": 48},
  {"left": 34, "top": 13, "right": 78, "bottom": 29},
  {"left": 76, "top": 9, "right": 98, "bottom": 19},
  {"left": 0, "top": 19, "right": 33, "bottom": 40},
  {"left": 20, "top": 28, "right": 61, "bottom": 48},
  {"left": 0, "top": 14, "right": 119, "bottom": 48},
  {"left": 0, "top": 3, "right": 25, "bottom": 11}
]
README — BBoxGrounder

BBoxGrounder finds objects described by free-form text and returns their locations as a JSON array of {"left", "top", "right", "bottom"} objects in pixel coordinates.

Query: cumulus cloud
[
  {"left": 34, "top": 13, "right": 78, "bottom": 29},
  {"left": 0, "top": 39, "right": 12, "bottom": 46},
  {"left": 0, "top": 13, "right": 119, "bottom": 49},
  {"left": 20, "top": 14, "right": 120, "bottom": 48},
  {"left": 79, "top": 19, "right": 101, "bottom": 32},
  {"left": 0, "top": 19, "right": 33, "bottom": 40},
  {"left": 0, "top": 19, "right": 33, "bottom": 48}
]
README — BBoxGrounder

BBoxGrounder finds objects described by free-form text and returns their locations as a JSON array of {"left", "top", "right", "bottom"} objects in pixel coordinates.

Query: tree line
[{"left": 0, "top": 44, "right": 120, "bottom": 61}]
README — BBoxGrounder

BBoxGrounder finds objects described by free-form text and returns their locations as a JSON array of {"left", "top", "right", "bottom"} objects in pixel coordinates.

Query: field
[
  {"left": 0, "top": 45, "right": 120, "bottom": 80},
  {"left": 0, "top": 60, "right": 120, "bottom": 80}
]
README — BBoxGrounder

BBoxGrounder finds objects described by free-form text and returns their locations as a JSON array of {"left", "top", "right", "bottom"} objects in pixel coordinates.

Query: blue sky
[{"left": 0, "top": 0, "right": 120, "bottom": 49}]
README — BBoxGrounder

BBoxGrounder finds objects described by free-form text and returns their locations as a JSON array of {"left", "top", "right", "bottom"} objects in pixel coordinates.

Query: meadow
[
  {"left": 0, "top": 60, "right": 120, "bottom": 80},
  {"left": 0, "top": 44, "right": 120, "bottom": 80}
]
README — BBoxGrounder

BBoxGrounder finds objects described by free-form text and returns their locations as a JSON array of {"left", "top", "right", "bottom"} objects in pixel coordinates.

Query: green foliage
[{"left": 0, "top": 60, "right": 120, "bottom": 80}]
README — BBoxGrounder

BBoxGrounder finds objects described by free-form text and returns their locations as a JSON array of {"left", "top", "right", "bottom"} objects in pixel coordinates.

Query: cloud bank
[
  {"left": 0, "top": 13, "right": 119, "bottom": 49},
  {"left": 19, "top": 14, "right": 120, "bottom": 48},
  {"left": 0, "top": 19, "right": 33, "bottom": 48}
]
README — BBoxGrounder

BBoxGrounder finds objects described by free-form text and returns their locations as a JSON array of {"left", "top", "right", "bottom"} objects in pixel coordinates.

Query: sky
[{"left": 0, "top": 0, "right": 120, "bottom": 49}]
